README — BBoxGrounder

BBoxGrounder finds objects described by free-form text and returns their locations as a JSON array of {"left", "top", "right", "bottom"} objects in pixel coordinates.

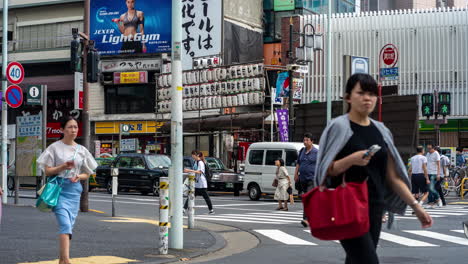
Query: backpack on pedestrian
[{"left": 199, "top": 160, "right": 213, "bottom": 182}]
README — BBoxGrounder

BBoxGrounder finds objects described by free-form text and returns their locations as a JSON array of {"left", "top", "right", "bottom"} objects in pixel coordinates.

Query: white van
[{"left": 243, "top": 142, "right": 319, "bottom": 200}]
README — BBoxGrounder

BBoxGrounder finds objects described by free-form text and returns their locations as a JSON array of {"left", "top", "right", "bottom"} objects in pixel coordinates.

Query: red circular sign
[
  {"left": 381, "top": 44, "right": 398, "bottom": 67},
  {"left": 6, "top": 61, "right": 25, "bottom": 84},
  {"left": 5, "top": 85, "right": 24, "bottom": 108}
]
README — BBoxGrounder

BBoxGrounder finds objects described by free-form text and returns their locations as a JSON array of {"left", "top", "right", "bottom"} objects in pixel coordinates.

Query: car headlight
[
  {"left": 211, "top": 174, "right": 220, "bottom": 180},
  {"left": 238, "top": 175, "right": 244, "bottom": 181}
]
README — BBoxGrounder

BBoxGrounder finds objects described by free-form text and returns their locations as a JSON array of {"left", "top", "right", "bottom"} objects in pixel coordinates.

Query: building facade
[{"left": 297, "top": 8, "right": 468, "bottom": 147}]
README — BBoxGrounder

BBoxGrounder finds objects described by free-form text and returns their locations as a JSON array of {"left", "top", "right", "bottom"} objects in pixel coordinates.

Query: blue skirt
[{"left": 53, "top": 179, "right": 82, "bottom": 235}]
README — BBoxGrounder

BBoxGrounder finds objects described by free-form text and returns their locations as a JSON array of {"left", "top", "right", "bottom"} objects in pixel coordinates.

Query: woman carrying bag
[
  {"left": 310, "top": 74, "right": 432, "bottom": 263},
  {"left": 37, "top": 117, "right": 98, "bottom": 264},
  {"left": 273, "top": 158, "right": 291, "bottom": 211}
]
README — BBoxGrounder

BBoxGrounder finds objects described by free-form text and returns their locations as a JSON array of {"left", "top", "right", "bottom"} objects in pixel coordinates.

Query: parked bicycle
[{"left": 442, "top": 165, "right": 467, "bottom": 197}]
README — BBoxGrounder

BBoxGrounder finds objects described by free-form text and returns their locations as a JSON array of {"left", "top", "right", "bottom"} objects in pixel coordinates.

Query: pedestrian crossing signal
[
  {"left": 421, "top": 93, "right": 434, "bottom": 117},
  {"left": 438, "top": 92, "right": 451, "bottom": 116}
]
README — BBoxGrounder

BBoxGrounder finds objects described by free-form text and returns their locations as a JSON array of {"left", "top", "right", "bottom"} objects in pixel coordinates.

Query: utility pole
[
  {"left": 1, "top": 0, "right": 9, "bottom": 204},
  {"left": 326, "top": 0, "right": 332, "bottom": 123},
  {"left": 80, "top": 0, "right": 91, "bottom": 212},
  {"left": 288, "top": 17, "right": 294, "bottom": 142},
  {"left": 168, "top": 0, "right": 184, "bottom": 249}
]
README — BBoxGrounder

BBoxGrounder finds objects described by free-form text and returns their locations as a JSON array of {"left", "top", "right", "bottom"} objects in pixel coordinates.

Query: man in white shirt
[
  {"left": 425, "top": 144, "right": 442, "bottom": 207},
  {"left": 432, "top": 147, "right": 450, "bottom": 206},
  {"left": 408, "top": 146, "right": 429, "bottom": 205}
]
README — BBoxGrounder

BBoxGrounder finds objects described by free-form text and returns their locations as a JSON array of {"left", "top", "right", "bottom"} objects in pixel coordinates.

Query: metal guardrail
[{"left": 461, "top": 177, "right": 468, "bottom": 200}]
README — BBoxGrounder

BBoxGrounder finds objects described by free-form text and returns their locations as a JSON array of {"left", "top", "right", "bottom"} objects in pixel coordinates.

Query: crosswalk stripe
[
  {"left": 222, "top": 214, "right": 300, "bottom": 221},
  {"left": 255, "top": 230, "right": 317, "bottom": 245},
  {"left": 419, "top": 212, "right": 465, "bottom": 216},
  {"left": 379, "top": 232, "right": 438, "bottom": 247},
  {"left": 196, "top": 215, "right": 298, "bottom": 223},
  {"left": 194, "top": 217, "right": 283, "bottom": 225},
  {"left": 397, "top": 215, "right": 444, "bottom": 219},
  {"left": 266, "top": 211, "right": 303, "bottom": 216},
  {"left": 404, "top": 230, "right": 468, "bottom": 246},
  {"left": 248, "top": 213, "right": 303, "bottom": 220},
  {"left": 451, "top": 230, "right": 465, "bottom": 234}
]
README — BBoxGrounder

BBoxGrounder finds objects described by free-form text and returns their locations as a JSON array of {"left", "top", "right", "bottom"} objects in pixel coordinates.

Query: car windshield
[
  {"left": 146, "top": 155, "right": 171, "bottom": 169},
  {"left": 205, "top": 158, "right": 226, "bottom": 170},
  {"left": 97, "top": 159, "right": 113, "bottom": 166}
]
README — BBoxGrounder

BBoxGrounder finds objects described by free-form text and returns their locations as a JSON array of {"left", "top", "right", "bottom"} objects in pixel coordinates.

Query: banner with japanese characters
[
  {"left": 182, "top": 0, "right": 222, "bottom": 70},
  {"left": 276, "top": 109, "right": 289, "bottom": 142},
  {"left": 90, "top": 0, "right": 172, "bottom": 55}
]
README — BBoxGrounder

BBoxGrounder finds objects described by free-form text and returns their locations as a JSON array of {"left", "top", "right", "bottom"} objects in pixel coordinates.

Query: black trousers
[
  {"left": 300, "top": 180, "right": 315, "bottom": 220},
  {"left": 339, "top": 206, "right": 383, "bottom": 264},
  {"left": 184, "top": 188, "right": 213, "bottom": 211}
]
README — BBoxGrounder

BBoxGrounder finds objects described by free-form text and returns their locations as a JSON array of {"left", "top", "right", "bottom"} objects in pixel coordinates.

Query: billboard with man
[{"left": 91, "top": 0, "right": 172, "bottom": 55}]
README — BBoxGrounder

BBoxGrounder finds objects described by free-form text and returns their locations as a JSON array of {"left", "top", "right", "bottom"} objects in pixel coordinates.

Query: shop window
[
  {"left": 265, "top": 150, "right": 283, "bottom": 165},
  {"left": 105, "top": 85, "right": 155, "bottom": 114},
  {"left": 249, "top": 150, "right": 264, "bottom": 165},
  {"left": 285, "top": 150, "right": 298, "bottom": 166}
]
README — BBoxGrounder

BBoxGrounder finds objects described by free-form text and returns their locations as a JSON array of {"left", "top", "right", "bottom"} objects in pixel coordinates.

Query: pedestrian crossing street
[
  {"left": 253, "top": 229, "right": 468, "bottom": 247},
  {"left": 193, "top": 205, "right": 468, "bottom": 225}
]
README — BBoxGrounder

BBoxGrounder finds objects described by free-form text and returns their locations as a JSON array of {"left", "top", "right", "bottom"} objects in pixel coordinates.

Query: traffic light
[
  {"left": 87, "top": 41, "right": 100, "bottom": 83},
  {"left": 70, "top": 28, "right": 81, "bottom": 72},
  {"left": 438, "top": 92, "right": 451, "bottom": 116},
  {"left": 421, "top": 93, "right": 434, "bottom": 117}
]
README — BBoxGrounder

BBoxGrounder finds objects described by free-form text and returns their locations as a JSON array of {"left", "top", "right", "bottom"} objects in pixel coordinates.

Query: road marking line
[
  {"left": 451, "top": 230, "right": 465, "bottom": 234},
  {"left": 255, "top": 230, "right": 317, "bottom": 245},
  {"left": 18, "top": 256, "right": 138, "bottom": 264},
  {"left": 248, "top": 213, "right": 304, "bottom": 220},
  {"left": 397, "top": 215, "right": 444, "bottom": 219},
  {"left": 222, "top": 213, "right": 301, "bottom": 221},
  {"left": 304, "top": 230, "right": 340, "bottom": 243},
  {"left": 101, "top": 217, "right": 188, "bottom": 228},
  {"left": 417, "top": 212, "right": 465, "bottom": 216},
  {"left": 194, "top": 217, "right": 282, "bottom": 224},
  {"left": 196, "top": 215, "right": 298, "bottom": 223},
  {"left": 379, "top": 232, "right": 438, "bottom": 247},
  {"left": 89, "top": 209, "right": 106, "bottom": 214},
  {"left": 404, "top": 230, "right": 468, "bottom": 246}
]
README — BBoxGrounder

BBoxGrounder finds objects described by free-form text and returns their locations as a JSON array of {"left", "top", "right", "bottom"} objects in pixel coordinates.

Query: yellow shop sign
[{"left": 95, "top": 121, "right": 164, "bottom": 134}]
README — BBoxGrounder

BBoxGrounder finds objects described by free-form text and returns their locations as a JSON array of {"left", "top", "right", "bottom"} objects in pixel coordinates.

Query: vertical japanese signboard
[
  {"left": 182, "top": 0, "right": 222, "bottom": 70},
  {"left": 276, "top": 109, "right": 289, "bottom": 142},
  {"left": 16, "top": 115, "right": 42, "bottom": 177}
]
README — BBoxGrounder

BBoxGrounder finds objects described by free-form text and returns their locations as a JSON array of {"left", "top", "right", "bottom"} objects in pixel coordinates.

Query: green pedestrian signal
[
  {"left": 421, "top": 93, "right": 434, "bottom": 117},
  {"left": 438, "top": 92, "right": 451, "bottom": 116}
]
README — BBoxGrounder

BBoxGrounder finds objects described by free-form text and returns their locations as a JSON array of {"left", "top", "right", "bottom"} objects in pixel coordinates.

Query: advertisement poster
[
  {"left": 90, "top": 0, "right": 172, "bottom": 55},
  {"left": 292, "top": 78, "right": 303, "bottom": 101},
  {"left": 276, "top": 109, "right": 289, "bottom": 142},
  {"left": 16, "top": 115, "right": 42, "bottom": 177},
  {"left": 276, "top": 72, "right": 290, "bottom": 98},
  {"left": 182, "top": 0, "right": 222, "bottom": 70}
]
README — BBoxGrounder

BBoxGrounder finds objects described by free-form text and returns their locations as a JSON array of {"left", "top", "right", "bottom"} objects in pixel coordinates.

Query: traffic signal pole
[
  {"left": 1, "top": 0, "right": 9, "bottom": 204},
  {"left": 80, "top": 0, "right": 91, "bottom": 212}
]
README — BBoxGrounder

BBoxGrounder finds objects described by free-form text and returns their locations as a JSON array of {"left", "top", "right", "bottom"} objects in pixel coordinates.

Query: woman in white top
[
  {"left": 274, "top": 158, "right": 291, "bottom": 211},
  {"left": 184, "top": 150, "right": 214, "bottom": 214},
  {"left": 37, "top": 117, "right": 98, "bottom": 264}
]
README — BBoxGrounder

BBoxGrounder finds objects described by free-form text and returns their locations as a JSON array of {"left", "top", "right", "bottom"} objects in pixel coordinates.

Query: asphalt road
[{"left": 8, "top": 189, "right": 468, "bottom": 264}]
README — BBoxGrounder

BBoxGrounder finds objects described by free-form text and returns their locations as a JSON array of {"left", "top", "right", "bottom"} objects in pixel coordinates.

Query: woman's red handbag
[{"left": 302, "top": 177, "right": 369, "bottom": 241}]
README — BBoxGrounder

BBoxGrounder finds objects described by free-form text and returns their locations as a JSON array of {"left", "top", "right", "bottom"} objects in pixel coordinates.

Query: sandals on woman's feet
[{"left": 275, "top": 207, "right": 284, "bottom": 210}]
